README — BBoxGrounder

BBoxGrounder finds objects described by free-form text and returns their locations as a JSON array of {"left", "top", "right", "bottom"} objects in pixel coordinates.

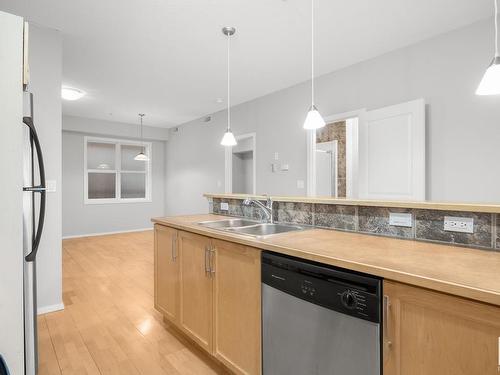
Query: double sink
[{"left": 198, "top": 218, "right": 306, "bottom": 238}]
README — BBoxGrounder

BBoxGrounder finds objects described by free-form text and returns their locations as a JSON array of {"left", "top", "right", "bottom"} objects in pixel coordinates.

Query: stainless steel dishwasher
[{"left": 262, "top": 252, "right": 382, "bottom": 375}]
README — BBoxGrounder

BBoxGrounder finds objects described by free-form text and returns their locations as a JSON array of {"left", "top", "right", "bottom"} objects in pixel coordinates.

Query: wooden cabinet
[
  {"left": 212, "top": 239, "right": 261, "bottom": 375},
  {"left": 383, "top": 280, "right": 500, "bottom": 375},
  {"left": 154, "top": 224, "right": 179, "bottom": 323},
  {"left": 178, "top": 230, "right": 214, "bottom": 353},
  {"left": 154, "top": 225, "right": 262, "bottom": 374}
]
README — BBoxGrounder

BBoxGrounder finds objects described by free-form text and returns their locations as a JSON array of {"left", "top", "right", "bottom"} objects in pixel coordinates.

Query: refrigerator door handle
[{"left": 23, "top": 116, "right": 46, "bottom": 262}]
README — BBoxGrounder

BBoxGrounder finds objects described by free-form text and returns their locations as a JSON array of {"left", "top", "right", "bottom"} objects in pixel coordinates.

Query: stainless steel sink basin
[
  {"left": 197, "top": 219, "right": 306, "bottom": 237},
  {"left": 198, "top": 218, "right": 260, "bottom": 229},
  {"left": 227, "top": 223, "right": 305, "bottom": 237}
]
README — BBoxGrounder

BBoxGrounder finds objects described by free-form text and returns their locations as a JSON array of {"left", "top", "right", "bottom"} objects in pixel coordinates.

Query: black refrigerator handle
[{"left": 23, "top": 116, "right": 46, "bottom": 262}]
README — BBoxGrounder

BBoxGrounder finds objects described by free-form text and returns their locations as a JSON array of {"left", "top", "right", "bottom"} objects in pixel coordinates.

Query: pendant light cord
[
  {"left": 311, "top": 0, "right": 315, "bottom": 107},
  {"left": 227, "top": 33, "right": 231, "bottom": 132},
  {"left": 495, "top": 0, "right": 499, "bottom": 57}
]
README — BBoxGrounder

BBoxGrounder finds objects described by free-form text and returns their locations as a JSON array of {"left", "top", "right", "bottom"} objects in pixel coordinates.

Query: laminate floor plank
[{"left": 39, "top": 231, "right": 225, "bottom": 375}]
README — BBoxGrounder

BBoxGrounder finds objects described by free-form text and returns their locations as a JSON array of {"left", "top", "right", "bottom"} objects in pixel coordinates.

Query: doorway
[{"left": 225, "top": 133, "right": 256, "bottom": 194}]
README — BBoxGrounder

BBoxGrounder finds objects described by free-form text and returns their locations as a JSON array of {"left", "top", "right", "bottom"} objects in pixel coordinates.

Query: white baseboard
[
  {"left": 38, "top": 302, "right": 65, "bottom": 315},
  {"left": 62, "top": 227, "right": 153, "bottom": 239}
]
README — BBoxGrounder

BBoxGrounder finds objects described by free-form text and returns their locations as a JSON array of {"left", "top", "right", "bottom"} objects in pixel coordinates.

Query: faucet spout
[{"left": 242, "top": 196, "right": 273, "bottom": 223}]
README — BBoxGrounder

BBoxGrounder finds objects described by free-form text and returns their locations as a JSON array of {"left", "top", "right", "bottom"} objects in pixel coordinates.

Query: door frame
[
  {"left": 307, "top": 109, "right": 364, "bottom": 197},
  {"left": 224, "top": 132, "right": 257, "bottom": 195}
]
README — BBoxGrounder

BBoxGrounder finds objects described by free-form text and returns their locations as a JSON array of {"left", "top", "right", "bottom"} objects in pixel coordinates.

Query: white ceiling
[{"left": 0, "top": 0, "right": 493, "bottom": 127}]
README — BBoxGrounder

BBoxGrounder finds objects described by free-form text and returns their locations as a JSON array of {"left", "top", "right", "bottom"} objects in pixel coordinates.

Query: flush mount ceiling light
[
  {"left": 61, "top": 87, "right": 85, "bottom": 101},
  {"left": 303, "top": 0, "right": 325, "bottom": 130},
  {"left": 220, "top": 26, "right": 238, "bottom": 147},
  {"left": 476, "top": 0, "right": 500, "bottom": 95},
  {"left": 134, "top": 113, "right": 150, "bottom": 161}
]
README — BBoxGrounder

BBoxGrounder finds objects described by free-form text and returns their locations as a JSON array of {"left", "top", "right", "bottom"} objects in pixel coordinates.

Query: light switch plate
[
  {"left": 389, "top": 212, "right": 412, "bottom": 227},
  {"left": 46, "top": 180, "right": 56, "bottom": 192},
  {"left": 444, "top": 216, "right": 474, "bottom": 233},
  {"left": 220, "top": 202, "right": 229, "bottom": 211}
]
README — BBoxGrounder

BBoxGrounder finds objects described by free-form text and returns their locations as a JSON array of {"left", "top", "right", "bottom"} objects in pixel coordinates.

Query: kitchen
[{"left": 1, "top": 0, "right": 500, "bottom": 374}]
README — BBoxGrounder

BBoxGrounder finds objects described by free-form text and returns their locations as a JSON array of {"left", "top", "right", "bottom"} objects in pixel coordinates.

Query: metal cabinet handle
[
  {"left": 209, "top": 247, "right": 216, "bottom": 277},
  {"left": 171, "top": 235, "right": 176, "bottom": 262},
  {"left": 204, "top": 246, "right": 210, "bottom": 276},
  {"left": 497, "top": 337, "right": 500, "bottom": 372},
  {"left": 383, "top": 295, "right": 392, "bottom": 355}
]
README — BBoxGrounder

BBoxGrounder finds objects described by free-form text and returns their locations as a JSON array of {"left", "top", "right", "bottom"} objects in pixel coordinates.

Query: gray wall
[
  {"left": 165, "top": 18, "right": 500, "bottom": 215},
  {"left": 29, "top": 24, "right": 63, "bottom": 313},
  {"left": 0, "top": 11, "right": 25, "bottom": 374},
  {"left": 62, "top": 116, "right": 168, "bottom": 237}
]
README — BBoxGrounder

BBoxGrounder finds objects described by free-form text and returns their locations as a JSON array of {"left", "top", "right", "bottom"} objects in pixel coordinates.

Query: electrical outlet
[
  {"left": 297, "top": 180, "right": 305, "bottom": 189},
  {"left": 444, "top": 216, "right": 474, "bottom": 233},
  {"left": 389, "top": 212, "right": 412, "bottom": 227},
  {"left": 220, "top": 202, "right": 229, "bottom": 211}
]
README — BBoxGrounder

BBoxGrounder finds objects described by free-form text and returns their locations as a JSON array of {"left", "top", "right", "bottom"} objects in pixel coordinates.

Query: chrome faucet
[{"left": 242, "top": 196, "right": 274, "bottom": 223}]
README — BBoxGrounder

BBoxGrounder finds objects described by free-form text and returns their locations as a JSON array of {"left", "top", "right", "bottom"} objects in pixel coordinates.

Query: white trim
[
  {"left": 307, "top": 109, "right": 364, "bottom": 198},
  {"left": 225, "top": 132, "right": 257, "bottom": 195},
  {"left": 62, "top": 227, "right": 153, "bottom": 240},
  {"left": 37, "top": 302, "right": 64, "bottom": 315},
  {"left": 84, "top": 136, "right": 152, "bottom": 204}
]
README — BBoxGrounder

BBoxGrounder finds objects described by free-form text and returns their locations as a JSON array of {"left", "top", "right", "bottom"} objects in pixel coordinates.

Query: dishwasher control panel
[{"left": 262, "top": 251, "right": 381, "bottom": 323}]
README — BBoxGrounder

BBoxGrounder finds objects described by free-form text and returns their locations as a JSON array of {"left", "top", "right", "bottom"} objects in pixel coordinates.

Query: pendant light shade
[
  {"left": 303, "top": 0, "right": 325, "bottom": 130},
  {"left": 220, "top": 130, "right": 237, "bottom": 146},
  {"left": 476, "top": 0, "right": 500, "bottom": 95},
  {"left": 220, "top": 26, "right": 238, "bottom": 147},
  {"left": 476, "top": 56, "right": 500, "bottom": 95},
  {"left": 134, "top": 113, "right": 149, "bottom": 161},
  {"left": 303, "top": 105, "right": 326, "bottom": 130}
]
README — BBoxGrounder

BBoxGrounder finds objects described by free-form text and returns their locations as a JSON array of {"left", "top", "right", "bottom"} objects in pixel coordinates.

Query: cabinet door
[
  {"left": 154, "top": 225, "right": 179, "bottom": 323},
  {"left": 384, "top": 280, "right": 500, "bottom": 375},
  {"left": 212, "top": 239, "right": 261, "bottom": 375},
  {"left": 178, "top": 231, "right": 213, "bottom": 353}
]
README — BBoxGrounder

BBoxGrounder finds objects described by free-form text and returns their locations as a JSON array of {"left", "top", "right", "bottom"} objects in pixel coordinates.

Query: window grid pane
[
  {"left": 120, "top": 172, "right": 146, "bottom": 199},
  {"left": 88, "top": 173, "right": 116, "bottom": 199}
]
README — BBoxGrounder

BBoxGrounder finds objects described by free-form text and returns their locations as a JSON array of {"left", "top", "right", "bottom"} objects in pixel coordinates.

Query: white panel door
[{"left": 359, "top": 99, "right": 425, "bottom": 200}]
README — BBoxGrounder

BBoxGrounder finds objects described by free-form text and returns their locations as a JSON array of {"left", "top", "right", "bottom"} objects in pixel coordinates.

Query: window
[{"left": 84, "top": 136, "right": 152, "bottom": 204}]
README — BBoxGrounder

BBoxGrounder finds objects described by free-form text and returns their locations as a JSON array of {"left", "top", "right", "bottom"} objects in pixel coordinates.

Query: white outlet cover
[
  {"left": 297, "top": 180, "right": 305, "bottom": 189},
  {"left": 389, "top": 212, "right": 412, "bottom": 227},
  {"left": 444, "top": 216, "right": 474, "bottom": 234},
  {"left": 220, "top": 202, "right": 229, "bottom": 211}
]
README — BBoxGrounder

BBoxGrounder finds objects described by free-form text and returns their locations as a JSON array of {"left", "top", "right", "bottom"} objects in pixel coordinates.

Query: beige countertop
[{"left": 152, "top": 214, "right": 500, "bottom": 307}]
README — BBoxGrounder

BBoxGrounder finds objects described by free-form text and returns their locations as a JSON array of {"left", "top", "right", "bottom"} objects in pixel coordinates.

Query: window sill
[{"left": 84, "top": 198, "right": 152, "bottom": 205}]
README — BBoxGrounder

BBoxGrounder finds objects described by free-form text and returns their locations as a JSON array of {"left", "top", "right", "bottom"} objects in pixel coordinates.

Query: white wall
[
  {"left": 165, "top": 18, "right": 500, "bottom": 215},
  {"left": 0, "top": 10, "right": 25, "bottom": 375},
  {"left": 62, "top": 116, "right": 168, "bottom": 237},
  {"left": 29, "top": 24, "right": 63, "bottom": 314}
]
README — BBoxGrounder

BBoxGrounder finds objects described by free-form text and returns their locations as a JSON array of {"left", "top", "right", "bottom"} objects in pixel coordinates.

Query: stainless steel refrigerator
[{"left": 22, "top": 91, "right": 46, "bottom": 375}]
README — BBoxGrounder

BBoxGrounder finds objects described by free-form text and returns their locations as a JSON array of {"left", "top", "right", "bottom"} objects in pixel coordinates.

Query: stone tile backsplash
[
  {"left": 358, "top": 207, "right": 414, "bottom": 239},
  {"left": 415, "top": 210, "right": 492, "bottom": 248},
  {"left": 314, "top": 204, "right": 356, "bottom": 231},
  {"left": 209, "top": 197, "right": 499, "bottom": 251}
]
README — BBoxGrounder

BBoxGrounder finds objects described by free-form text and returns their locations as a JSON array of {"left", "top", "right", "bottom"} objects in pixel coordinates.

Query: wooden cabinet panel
[
  {"left": 154, "top": 224, "right": 179, "bottom": 323},
  {"left": 384, "top": 280, "right": 500, "bottom": 375},
  {"left": 212, "top": 239, "right": 261, "bottom": 375},
  {"left": 178, "top": 231, "right": 213, "bottom": 353}
]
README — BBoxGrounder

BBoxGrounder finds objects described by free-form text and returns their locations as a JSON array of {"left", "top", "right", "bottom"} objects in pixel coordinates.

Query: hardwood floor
[{"left": 39, "top": 231, "right": 228, "bottom": 375}]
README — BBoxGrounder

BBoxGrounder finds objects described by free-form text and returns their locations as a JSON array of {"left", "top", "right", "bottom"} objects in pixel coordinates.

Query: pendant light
[
  {"left": 134, "top": 113, "right": 149, "bottom": 161},
  {"left": 220, "top": 26, "right": 238, "bottom": 147},
  {"left": 476, "top": 0, "right": 500, "bottom": 95},
  {"left": 303, "top": 0, "right": 325, "bottom": 130}
]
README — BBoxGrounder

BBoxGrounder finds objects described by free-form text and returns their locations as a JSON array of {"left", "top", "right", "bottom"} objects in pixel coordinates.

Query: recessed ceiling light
[{"left": 61, "top": 87, "right": 85, "bottom": 101}]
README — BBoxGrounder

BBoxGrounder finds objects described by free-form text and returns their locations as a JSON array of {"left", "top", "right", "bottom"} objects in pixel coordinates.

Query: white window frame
[{"left": 84, "top": 136, "right": 152, "bottom": 204}]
